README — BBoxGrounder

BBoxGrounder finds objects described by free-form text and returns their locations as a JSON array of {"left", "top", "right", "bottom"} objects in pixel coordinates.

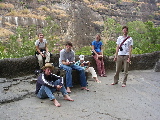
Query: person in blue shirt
[{"left": 91, "top": 34, "right": 106, "bottom": 77}]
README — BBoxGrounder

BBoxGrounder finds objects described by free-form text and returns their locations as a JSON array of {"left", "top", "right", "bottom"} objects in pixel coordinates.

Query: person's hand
[
  {"left": 81, "top": 63, "right": 84, "bottom": 66},
  {"left": 41, "top": 53, "right": 45, "bottom": 57},
  {"left": 127, "top": 58, "right": 131, "bottom": 63},
  {"left": 98, "top": 55, "right": 103, "bottom": 58},
  {"left": 56, "top": 85, "right": 62, "bottom": 90},
  {"left": 114, "top": 57, "right": 117, "bottom": 61},
  {"left": 66, "top": 62, "right": 70, "bottom": 65}
]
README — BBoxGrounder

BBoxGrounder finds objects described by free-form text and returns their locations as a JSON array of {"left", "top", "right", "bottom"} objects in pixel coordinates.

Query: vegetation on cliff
[{"left": 0, "top": 18, "right": 159, "bottom": 59}]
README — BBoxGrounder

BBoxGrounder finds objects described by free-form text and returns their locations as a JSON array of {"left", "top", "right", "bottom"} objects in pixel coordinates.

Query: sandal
[
  {"left": 81, "top": 87, "right": 89, "bottom": 91},
  {"left": 122, "top": 84, "right": 126, "bottom": 87},
  {"left": 103, "top": 74, "right": 107, "bottom": 77}
]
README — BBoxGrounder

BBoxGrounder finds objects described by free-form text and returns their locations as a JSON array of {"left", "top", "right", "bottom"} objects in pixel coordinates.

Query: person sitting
[
  {"left": 35, "top": 33, "right": 50, "bottom": 69},
  {"left": 75, "top": 55, "right": 101, "bottom": 83},
  {"left": 59, "top": 41, "right": 89, "bottom": 93},
  {"left": 35, "top": 63, "right": 74, "bottom": 107}
]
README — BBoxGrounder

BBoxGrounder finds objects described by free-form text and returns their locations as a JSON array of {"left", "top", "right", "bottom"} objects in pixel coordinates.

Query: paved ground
[{"left": 0, "top": 70, "right": 160, "bottom": 120}]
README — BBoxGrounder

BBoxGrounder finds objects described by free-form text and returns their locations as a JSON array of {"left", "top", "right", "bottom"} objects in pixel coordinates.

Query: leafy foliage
[
  {"left": 0, "top": 18, "right": 160, "bottom": 59},
  {"left": 0, "top": 21, "right": 61, "bottom": 59}
]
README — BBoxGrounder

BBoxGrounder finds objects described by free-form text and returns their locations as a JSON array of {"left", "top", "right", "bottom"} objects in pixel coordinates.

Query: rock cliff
[{"left": 0, "top": 0, "right": 159, "bottom": 46}]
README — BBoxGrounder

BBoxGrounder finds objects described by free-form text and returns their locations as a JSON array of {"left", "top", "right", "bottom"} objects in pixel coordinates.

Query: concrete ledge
[{"left": 0, "top": 51, "right": 160, "bottom": 78}]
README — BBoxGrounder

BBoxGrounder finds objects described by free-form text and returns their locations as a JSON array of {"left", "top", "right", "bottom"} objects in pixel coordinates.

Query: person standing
[
  {"left": 91, "top": 34, "right": 107, "bottom": 77},
  {"left": 35, "top": 63, "right": 74, "bottom": 107},
  {"left": 59, "top": 41, "right": 89, "bottom": 93},
  {"left": 35, "top": 33, "right": 50, "bottom": 68},
  {"left": 111, "top": 26, "right": 133, "bottom": 87}
]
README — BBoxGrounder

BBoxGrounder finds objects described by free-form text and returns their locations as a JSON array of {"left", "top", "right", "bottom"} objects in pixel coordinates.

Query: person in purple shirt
[
  {"left": 91, "top": 34, "right": 107, "bottom": 77},
  {"left": 35, "top": 63, "right": 74, "bottom": 107}
]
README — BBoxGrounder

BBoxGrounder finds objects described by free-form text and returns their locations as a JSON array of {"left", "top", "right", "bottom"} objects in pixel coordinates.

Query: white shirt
[
  {"left": 116, "top": 36, "right": 133, "bottom": 55},
  {"left": 35, "top": 39, "right": 47, "bottom": 49}
]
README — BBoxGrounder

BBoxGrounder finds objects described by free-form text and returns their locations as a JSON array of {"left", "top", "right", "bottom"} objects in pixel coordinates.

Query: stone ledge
[{"left": 0, "top": 51, "right": 160, "bottom": 78}]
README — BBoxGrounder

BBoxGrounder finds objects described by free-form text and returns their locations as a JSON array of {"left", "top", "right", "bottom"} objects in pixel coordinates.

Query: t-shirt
[
  {"left": 116, "top": 36, "right": 133, "bottom": 55},
  {"left": 92, "top": 40, "right": 103, "bottom": 52},
  {"left": 35, "top": 39, "right": 47, "bottom": 49},
  {"left": 59, "top": 49, "right": 75, "bottom": 66}
]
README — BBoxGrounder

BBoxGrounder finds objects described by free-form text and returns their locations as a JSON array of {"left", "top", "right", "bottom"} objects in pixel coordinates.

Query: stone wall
[{"left": 0, "top": 51, "right": 160, "bottom": 78}]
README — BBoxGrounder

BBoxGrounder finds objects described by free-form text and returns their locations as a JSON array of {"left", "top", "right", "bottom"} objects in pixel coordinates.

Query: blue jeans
[
  {"left": 37, "top": 79, "right": 68, "bottom": 100},
  {"left": 60, "top": 64, "right": 87, "bottom": 87}
]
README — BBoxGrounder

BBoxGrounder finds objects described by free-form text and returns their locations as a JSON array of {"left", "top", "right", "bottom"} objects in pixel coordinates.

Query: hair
[
  {"left": 38, "top": 33, "right": 43, "bottom": 36},
  {"left": 96, "top": 33, "right": 101, "bottom": 41},
  {"left": 122, "top": 26, "right": 128, "bottom": 31},
  {"left": 65, "top": 41, "right": 73, "bottom": 47}
]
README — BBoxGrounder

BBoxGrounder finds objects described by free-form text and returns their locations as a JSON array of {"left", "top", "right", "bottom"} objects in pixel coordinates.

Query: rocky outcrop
[{"left": 0, "top": 0, "right": 159, "bottom": 46}]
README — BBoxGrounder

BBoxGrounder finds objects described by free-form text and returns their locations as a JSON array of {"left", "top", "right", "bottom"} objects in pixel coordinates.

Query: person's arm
[
  {"left": 127, "top": 45, "right": 132, "bottom": 63},
  {"left": 62, "top": 60, "right": 70, "bottom": 65},
  {"left": 45, "top": 43, "right": 49, "bottom": 53},
  {"left": 35, "top": 46, "right": 44, "bottom": 57},
  {"left": 37, "top": 73, "right": 55, "bottom": 87},
  {"left": 114, "top": 45, "right": 119, "bottom": 61},
  {"left": 100, "top": 45, "right": 104, "bottom": 57},
  {"left": 91, "top": 45, "right": 98, "bottom": 56}
]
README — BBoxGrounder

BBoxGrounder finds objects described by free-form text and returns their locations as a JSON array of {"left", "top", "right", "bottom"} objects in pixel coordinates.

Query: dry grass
[
  {"left": 0, "top": 3, "right": 14, "bottom": 9},
  {"left": 51, "top": 8, "right": 68, "bottom": 18},
  {"left": 37, "top": 5, "right": 50, "bottom": 12},
  {"left": 6, "top": 10, "right": 46, "bottom": 20},
  {"left": 4, "top": 22, "right": 16, "bottom": 27},
  {"left": 92, "top": 21, "right": 104, "bottom": 26},
  {"left": 83, "top": 0, "right": 95, "bottom": 4},
  {"left": 0, "top": 28, "right": 14, "bottom": 37},
  {"left": 88, "top": 2, "right": 108, "bottom": 10}
]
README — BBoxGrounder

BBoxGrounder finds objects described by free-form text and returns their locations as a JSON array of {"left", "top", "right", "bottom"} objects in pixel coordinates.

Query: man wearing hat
[
  {"left": 75, "top": 55, "right": 101, "bottom": 83},
  {"left": 35, "top": 63, "right": 74, "bottom": 107}
]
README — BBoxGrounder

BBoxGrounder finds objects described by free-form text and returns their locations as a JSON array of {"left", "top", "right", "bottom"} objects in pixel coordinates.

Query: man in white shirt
[{"left": 111, "top": 26, "right": 133, "bottom": 87}]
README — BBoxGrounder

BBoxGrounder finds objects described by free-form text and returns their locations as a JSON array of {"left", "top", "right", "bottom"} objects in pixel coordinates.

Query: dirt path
[{"left": 0, "top": 70, "right": 160, "bottom": 120}]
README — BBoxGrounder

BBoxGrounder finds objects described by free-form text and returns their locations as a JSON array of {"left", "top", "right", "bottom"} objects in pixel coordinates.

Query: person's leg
[
  {"left": 37, "top": 54, "right": 43, "bottom": 68},
  {"left": 37, "top": 85, "right": 56, "bottom": 100},
  {"left": 113, "top": 56, "right": 123, "bottom": 84},
  {"left": 93, "top": 55, "right": 102, "bottom": 75},
  {"left": 100, "top": 59, "right": 106, "bottom": 76},
  {"left": 54, "top": 79, "right": 74, "bottom": 101},
  {"left": 60, "top": 65, "right": 72, "bottom": 92},
  {"left": 122, "top": 55, "right": 129, "bottom": 86},
  {"left": 87, "top": 67, "right": 101, "bottom": 83},
  {"left": 72, "top": 65, "right": 87, "bottom": 87},
  {"left": 98, "top": 52, "right": 106, "bottom": 76},
  {"left": 45, "top": 52, "right": 50, "bottom": 63}
]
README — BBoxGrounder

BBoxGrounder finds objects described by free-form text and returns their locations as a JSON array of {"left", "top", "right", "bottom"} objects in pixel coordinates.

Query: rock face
[{"left": 0, "top": 0, "right": 159, "bottom": 46}]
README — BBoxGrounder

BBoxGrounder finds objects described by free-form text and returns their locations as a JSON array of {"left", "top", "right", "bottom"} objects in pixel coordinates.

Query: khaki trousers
[
  {"left": 36, "top": 52, "right": 50, "bottom": 68},
  {"left": 114, "top": 55, "right": 129, "bottom": 85}
]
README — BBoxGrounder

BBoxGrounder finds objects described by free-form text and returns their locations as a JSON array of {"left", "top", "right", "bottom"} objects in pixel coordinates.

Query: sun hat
[
  {"left": 79, "top": 55, "right": 84, "bottom": 60},
  {"left": 41, "top": 63, "right": 54, "bottom": 70}
]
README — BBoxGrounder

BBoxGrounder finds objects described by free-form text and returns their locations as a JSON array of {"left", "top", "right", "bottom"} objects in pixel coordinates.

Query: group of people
[{"left": 35, "top": 26, "right": 133, "bottom": 107}]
